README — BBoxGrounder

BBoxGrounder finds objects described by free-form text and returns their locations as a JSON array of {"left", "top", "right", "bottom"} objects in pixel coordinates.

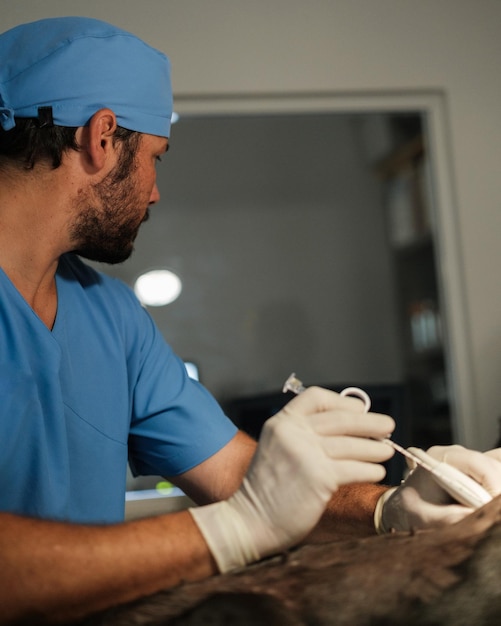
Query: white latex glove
[
  {"left": 376, "top": 444, "right": 501, "bottom": 533},
  {"left": 190, "top": 386, "right": 395, "bottom": 573}
]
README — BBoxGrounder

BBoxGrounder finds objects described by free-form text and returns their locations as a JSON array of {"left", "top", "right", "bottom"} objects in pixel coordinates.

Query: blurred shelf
[{"left": 377, "top": 131, "right": 451, "bottom": 450}]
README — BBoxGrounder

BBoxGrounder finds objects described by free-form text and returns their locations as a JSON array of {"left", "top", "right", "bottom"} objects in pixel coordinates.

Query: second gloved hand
[
  {"left": 377, "top": 444, "right": 501, "bottom": 533},
  {"left": 190, "top": 386, "right": 395, "bottom": 572}
]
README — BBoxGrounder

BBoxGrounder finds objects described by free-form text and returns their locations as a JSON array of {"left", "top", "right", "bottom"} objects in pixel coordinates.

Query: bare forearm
[
  {"left": 305, "top": 483, "right": 389, "bottom": 543},
  {"left": 0, "top": 433, "right": 256, "bottom": 624},
  {"left": 0, "top": 510, "right": 217, "bottom": 625}
]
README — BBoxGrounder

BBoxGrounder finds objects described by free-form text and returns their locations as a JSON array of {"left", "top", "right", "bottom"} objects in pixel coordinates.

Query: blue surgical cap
[{"left": 0, "top": 17, "right": 173, "bottom": 137}]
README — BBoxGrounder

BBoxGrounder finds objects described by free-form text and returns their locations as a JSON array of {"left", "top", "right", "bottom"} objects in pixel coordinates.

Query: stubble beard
[{"left": 70, "top": 148, "right": 148, "bottom": 265}]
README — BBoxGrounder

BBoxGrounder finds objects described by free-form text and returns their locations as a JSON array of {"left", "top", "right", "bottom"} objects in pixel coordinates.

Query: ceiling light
[{"left": 134, "top": 269, "right": 182, "bottom": 306}]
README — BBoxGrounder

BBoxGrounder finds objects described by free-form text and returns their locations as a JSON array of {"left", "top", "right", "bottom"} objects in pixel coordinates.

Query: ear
[{"left": 80, "top": 108, "right": 118, "bottom": 172}]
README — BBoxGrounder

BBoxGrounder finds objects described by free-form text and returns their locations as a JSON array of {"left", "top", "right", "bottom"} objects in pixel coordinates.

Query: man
[{"left": 1, "top": 16, "right": 499, "bottom": 624}]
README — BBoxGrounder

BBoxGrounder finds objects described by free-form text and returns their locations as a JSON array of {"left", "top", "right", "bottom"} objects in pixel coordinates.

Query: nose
[{"left": 149, "top": 183, "right": 160, "bottom": 205}]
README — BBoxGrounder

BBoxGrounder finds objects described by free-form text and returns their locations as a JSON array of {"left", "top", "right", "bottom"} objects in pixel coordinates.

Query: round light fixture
[{"left": 134, "top": 269, "right": 182, "bottom": 306}]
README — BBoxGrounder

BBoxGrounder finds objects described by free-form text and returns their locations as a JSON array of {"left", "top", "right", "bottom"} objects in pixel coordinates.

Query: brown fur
[{"left": 77, "top": 495, "right": 501, "bottom": 625}]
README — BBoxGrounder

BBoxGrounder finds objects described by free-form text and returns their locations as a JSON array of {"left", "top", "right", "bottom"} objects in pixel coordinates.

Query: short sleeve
[{"left": 125, "top": 303, "right": 238, "bottom": 478}]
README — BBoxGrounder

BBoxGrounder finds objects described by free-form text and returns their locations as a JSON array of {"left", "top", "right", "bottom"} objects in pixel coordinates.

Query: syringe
[{"left": 282, "top": 373, "right": 492, "bottom": 510}]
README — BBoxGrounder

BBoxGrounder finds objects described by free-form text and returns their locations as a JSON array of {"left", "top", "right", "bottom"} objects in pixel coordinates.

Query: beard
[{"left": 70, "top": 148, "right": 149, "bottom": 265}]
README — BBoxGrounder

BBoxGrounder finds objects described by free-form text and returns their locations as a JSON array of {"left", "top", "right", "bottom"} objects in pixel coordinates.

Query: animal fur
[{"left": 77, "top": 495, "right": 501, "bottom": 625}]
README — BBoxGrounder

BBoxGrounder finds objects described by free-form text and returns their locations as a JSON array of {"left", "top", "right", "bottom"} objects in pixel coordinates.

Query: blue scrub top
[{"left": 0, "top": 254, "right": 237, "bottom": 523}]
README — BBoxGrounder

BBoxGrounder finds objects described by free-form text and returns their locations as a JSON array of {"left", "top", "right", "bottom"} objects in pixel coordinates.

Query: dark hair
[{"left": 0, "top": 118, "right": 140, "bottom": 170}]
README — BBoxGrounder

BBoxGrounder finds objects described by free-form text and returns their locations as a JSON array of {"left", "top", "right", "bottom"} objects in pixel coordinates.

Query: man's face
[{"left": 71, "top": 133, "right": 167, "bottom": 264}]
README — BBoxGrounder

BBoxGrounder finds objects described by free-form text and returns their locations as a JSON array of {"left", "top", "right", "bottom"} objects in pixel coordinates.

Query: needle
[{"left": 282, "top": 373, "right": 492, "bottom": 509}]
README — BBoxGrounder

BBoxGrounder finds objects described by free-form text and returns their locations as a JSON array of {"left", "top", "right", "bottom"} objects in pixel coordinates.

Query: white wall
[{"left": 3, "top": 0, "right": 501, "bottom": 450}]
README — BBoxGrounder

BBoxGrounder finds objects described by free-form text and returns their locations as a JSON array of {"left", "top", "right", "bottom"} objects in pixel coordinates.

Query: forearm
[
  {"left": 0, "top": 510, "right": 216, "bottom": 625},
  {"left": 305, "top": 483, "right": 390, "bottom": 543}
]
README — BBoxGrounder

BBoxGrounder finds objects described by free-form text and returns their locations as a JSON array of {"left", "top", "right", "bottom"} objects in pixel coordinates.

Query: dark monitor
[{"left": 224, "top": 383, "right": 408, "bottom": 486}]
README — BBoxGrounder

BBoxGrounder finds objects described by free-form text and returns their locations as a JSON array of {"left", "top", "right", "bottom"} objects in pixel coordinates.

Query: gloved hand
[
  {"left": 375, "top": 444, "right": 501, "bottom": 533},
  {"left": 190, "top": 386, "right": 395, "bottom": 572}
]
